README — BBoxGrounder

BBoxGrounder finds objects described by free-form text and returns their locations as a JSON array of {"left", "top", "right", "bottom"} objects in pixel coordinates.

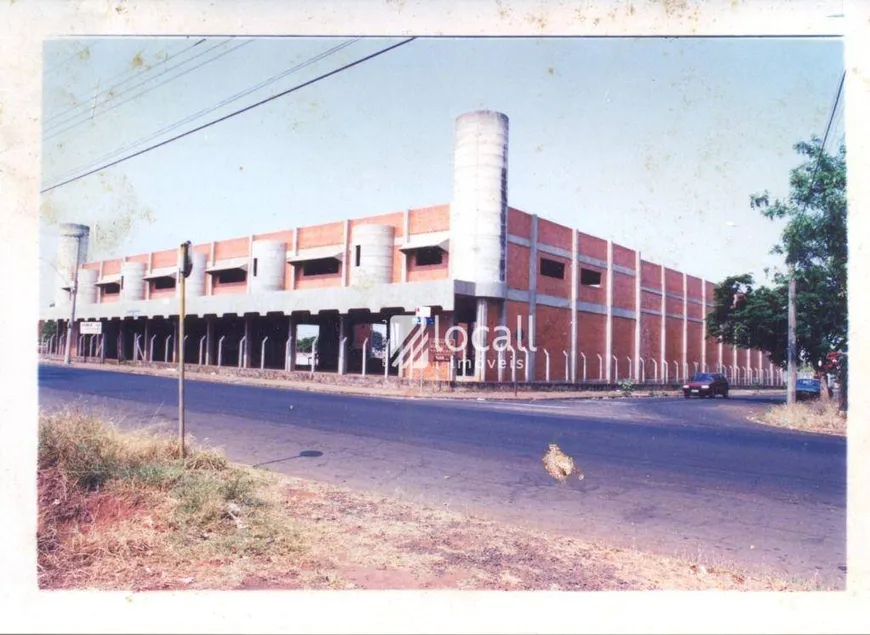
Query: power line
[
  {"left": 46, "top": 38, "right": 360, "bottom": 186},
  {"left": 44, "top": 38, "right": 207, "bottom": 127},
  {"left": 43, "top": 40, "right": 98, "bottom": 76},
  {"left": 807, "top": 69, "right": 845, "bottom": 195},
  {"left": 41, "top": 37, "right": 416, "bottom": 194},
  {"left": 44, "top": 38, "right": 250, "bottom": 141}
]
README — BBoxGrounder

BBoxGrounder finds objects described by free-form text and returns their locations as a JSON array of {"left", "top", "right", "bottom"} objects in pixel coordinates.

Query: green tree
[
  {"left": 370, "top": 330, "right": 385, "bottom": 354},
  {"left": 706, "top": 138, "right": 847, "bottom": 406},
  {"left": 296, "top": 336, "right": 316, "bottom": 354},
  {"left": 40, "top": 320, "right": 58, "bottom": 341}
]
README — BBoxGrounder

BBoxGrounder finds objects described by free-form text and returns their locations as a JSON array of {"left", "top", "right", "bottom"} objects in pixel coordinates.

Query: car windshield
[{"left": 692, "top": 373, "right": 714, "bottom": 381}]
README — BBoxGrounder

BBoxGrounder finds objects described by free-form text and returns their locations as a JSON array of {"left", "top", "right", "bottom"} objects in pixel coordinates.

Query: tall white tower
[
  {"left": 54, "top": 223, "right": 90, "bottom": 306},
  {"left": 450, "top": 110, "right": 509, "bottom": 298}
]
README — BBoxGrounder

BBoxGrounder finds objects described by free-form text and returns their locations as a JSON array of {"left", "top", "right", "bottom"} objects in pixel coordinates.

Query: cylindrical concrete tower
[
  {"left": 76, "top": 268, "right": 98, "bottom": 305},
  {"left": 351, "top": 224, "right": 394, "bottom": 286},
  {"left": 184, "top": 251, "right": 208, "bottom": 297},
  {"left": 450, "top": 110, "right": 509, "bottom": 297},
  {"left": 249, "top": 240, "right": 286, "bottom": 293},
  {"left": 120, "top": 261, "right": 146, "bottom": 301},
  {"left": 54, "top": 223, "right": 90, "bottom": 306}
]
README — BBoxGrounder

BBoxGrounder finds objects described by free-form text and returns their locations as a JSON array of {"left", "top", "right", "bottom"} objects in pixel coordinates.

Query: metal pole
[
  {"left": 362, "top": 337, "right": 368, "bottom": 377},
  {"left": 261, "top": 336, "right": 269, "bottom": 370},
  {"left": 199, "top": 335, "right": 207, "bottom": 365},
  {"left": 787, "top": 269, "right": 796, "bottom": 405},
  {"left": 178, "top": 270, "right": 186, "bottom": 459},
  {"left": 580, "top": 352, "right": 586, "bottom": 382},
  {"left": 544, "top": 349, "right": 550, "bottom": 383},
  {"left": 563, "top": 350, "right": 569, "bottom": 382},
  {"left": 64, "top": 236, "right": 83, "bottom": 365},
  {"left": 218, "top": 335, "right": 226, "bottom": 367}
]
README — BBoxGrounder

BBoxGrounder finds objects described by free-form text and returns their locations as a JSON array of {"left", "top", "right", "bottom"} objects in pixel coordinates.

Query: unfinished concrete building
[{"left": 39, "top": 110, "right": 780, "bottom": 387}]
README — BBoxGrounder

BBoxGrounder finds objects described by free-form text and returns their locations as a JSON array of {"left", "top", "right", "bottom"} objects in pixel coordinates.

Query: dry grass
[
  {"left": 38, "top": 409, "right": 833, "bottom": 591},
  {"left": 38, "top": 408, "right": 305, "bottom": 590},
  {"left": 753, "top": 400, "right": 847, "bottom": 436}
]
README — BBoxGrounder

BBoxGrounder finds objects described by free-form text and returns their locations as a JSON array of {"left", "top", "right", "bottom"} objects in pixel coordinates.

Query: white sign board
[
  {"left": 414, "top": 306, "right": 431, "bottom": 318},
  {"left": 79, "top": 322, "right": 102, "bottom": 335}
]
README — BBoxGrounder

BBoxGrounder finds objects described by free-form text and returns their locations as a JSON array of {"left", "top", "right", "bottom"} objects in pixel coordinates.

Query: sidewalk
[{"left": 40, "top": 358, "right": 779, "bottom": 402}]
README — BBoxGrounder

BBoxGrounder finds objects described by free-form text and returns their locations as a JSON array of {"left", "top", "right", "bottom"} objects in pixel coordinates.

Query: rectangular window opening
[
  {"left": 152, "top": 276, "right": 176, "bottom": 290},
  {"left": 253, "top": 258, "right": 258, "bottom": 277},
  {"left": 540, "top": 257, "right": 565, "bottom": 280},
  {"left": 415, "top": 247, "right": 443, "bottom": 266},
  {"left": 581, "top": 268, "right": 602, "bottom": 287},
  {"left": 355, "top": 245, "right": 361, "bottom": 267},
  {"left": 102, "top": 283, "right": 120, "bottom": 295},
  {"left": 301, "top": 258, "right": 341, "bottom": 276},
  {"left": 215, "top": 268, "right": 247, "bottom": 284}
]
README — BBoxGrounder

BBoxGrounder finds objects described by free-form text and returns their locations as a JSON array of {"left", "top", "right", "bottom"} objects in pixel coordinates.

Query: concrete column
[
  {"left": 342, "top": 220, "right": 350, "bottom": 288},
  {"left": 146, "top": 252, "right": 153, "bottom": 300},
  {"left": 402, "top": 210, "right": 410, "bottom": 283},
  {"left": 243, "top": 315, "right": 252, "bottom": 368},
  {"left": 701, "top": 279, "right": 707, "bottom": 372},
  {"left": 246, "top": 235, "right": 254, "bottom": 294},
  {"left": 569, "top": 229, "right": 578, "bottom": 382},
  {"left": 143, "top": 320, "right": 150, "bottom": 363},
  {"left": 97, "top": 261, "right": 104, "bottom": 304},
  {"left": 660, "top": 266, "right": 666, "bottom": 381},
  {"left": 605, "top": 240, "right": 614, "bottom": 383},
  {"left": 290, "top": 230, "right": 299, "bottom": 291},
  {"left": 682, "top": 272, "right": 688, "bottom": 380},
  {"left": 733, "top": 346, "right": 738, "bottom": 383},
  {"left": 207, "top": 242, "right": 215, "bottom": 296},
  {"left": 718, "top": 340, "right": 723, "bottom": 373},
  {"left": 120, "top": 320, "right": 128, "bottom": 362},
  {"left": 498, "top": 300, "right": 506, "bottom": 383},
  {"left": 338, "top": 315, "right": 348, "bottom": 375},
  {"left": 475, "top": 298, "right": 488, "bottom": 382},
  {"left": 206, "top": 316, "right": 214, "bottom": 365},
  {"left": 634, "top": 250, "right": 642, "bottom": 381},
  {"left": 529, "top": 215, "right": 540, "bottom": 382},
  {"left": 287, "top": 315, "right": 296, "bottom": 371}
]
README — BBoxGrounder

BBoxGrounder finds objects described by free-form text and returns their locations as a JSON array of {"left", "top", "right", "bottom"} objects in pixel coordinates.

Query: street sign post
[{"left": 79, "top": 322, "right": 102, "bottom": 335}]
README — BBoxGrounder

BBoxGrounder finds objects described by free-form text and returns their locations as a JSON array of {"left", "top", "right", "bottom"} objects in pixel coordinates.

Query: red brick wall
[
  {"left": 578, "top": 232, "right": 607, "bottom": 261},
  {"left": 507, "top": 207, "right": 532, "bottom": 238},
  {"left": 506, "top": 243, "right": 530, "bottom": 290},
  {"left": 686, "top": 321, "right": 702, "bottom": 374},
  {"left": 537, "top": 253, "right": 571, "bottom": 298},
  {"left": 297, "top": 222, "right": 343, "bottom": 250},
  {"left": 214, "top": 237, "right": 250, "bottom": 261},
  {"left": 612, "top": 271, "right": 635, "bottom": 311},
  {"left": 577, "top": 312, "right": 606, "bottom": 381},
  {"left": 408, "top": 205, "right": 449, "bottom": 234},
  {"left": 536, "top": 304, "right": 571, "bottom": 380},
  {"left": 640, "top": 314, "right": 662, "bottom": 379},
  {"left": 612, "top": 316, "right": 635, "bottom": 381},
  {"left": 537, "top": 219, "right": 572, "bottom": 251}
]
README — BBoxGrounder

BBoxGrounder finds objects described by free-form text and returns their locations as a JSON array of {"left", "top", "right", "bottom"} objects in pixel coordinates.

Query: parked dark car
[
  {"left": 796, "top": 378, "right": 822, "bottom": 401},
  {"left": 683, "top": 372, "right": 729, "bottom": 398}
]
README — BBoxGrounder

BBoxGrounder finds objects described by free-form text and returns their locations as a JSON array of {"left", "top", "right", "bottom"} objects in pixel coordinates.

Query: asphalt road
[{"left": 37, "top": 364, "right": 847, "bottom": 586}]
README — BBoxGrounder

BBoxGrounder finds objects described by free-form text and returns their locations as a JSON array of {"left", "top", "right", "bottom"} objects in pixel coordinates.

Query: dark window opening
[
  {"left": 253, "top": 258, "right": 258, "bottom": 277},
  {"left": 120, "top": 275, "right": 124, "bottom": 289},
  {"left": 355, "top": 245, "right": 361, "bottom": 267},
  {"left": 152, "top": 276, "right": 176, "bottom": 290},
  {"left": 415, "top": 247, "right": 443, "bottom": 266},
  {"left": 214, "top": 268, "right": 247, "bottom": 284},
  {"left": 580, "top": 268, "right": 602, "bottom": 287},
  {"left": 102, "top": 283, "right": 120, "bottom": 295},
  {"left": 540, "top": 258, "right": 565, "bottom": 279},
  {"left": 301, "top": 258, "right": 340, "bottom": 276}
]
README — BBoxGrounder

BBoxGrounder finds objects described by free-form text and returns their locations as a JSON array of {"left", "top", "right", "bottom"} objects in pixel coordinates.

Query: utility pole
[
  {"left": 63, "top": 235, "right": 83, "bottom": 365},
  {"left": 787, "top": 265, "right": 796, "bottom": 405},
  {"left": 177, "top": 241, "right": 192, "bottom": 459}
]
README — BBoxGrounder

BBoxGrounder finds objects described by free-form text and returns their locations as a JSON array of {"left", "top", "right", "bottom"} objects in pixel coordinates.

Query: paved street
[{"left": 38, "top": 364, "right": 847, "bottom": 586}]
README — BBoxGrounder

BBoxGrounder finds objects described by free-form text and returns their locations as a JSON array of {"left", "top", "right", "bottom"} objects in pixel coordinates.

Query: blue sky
[{"left": 39, "top": 36, "right": 845, "bottom": 307}]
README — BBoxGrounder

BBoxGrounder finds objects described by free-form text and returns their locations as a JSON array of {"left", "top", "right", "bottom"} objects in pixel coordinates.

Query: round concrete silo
[
  {"left": 450, "top": 110, "right": 509, "bottom": 297},
  {"left": 351, "top": 224, "right": 394, "bottom": 286},
  {"left": 120, "top": 261, "right": 146, "bottom": 301},
  {"left": 249, "top": 240, "right": 286, "bottom": 293},
  {"left": 184, "top": 251, "right": 208, "bottom": 297},
  {"left": 76, "top": 268, "right": 98, "bottom": 305},
  {"left": 54, "top": 223, "right": 90, "bottom": 306}
]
